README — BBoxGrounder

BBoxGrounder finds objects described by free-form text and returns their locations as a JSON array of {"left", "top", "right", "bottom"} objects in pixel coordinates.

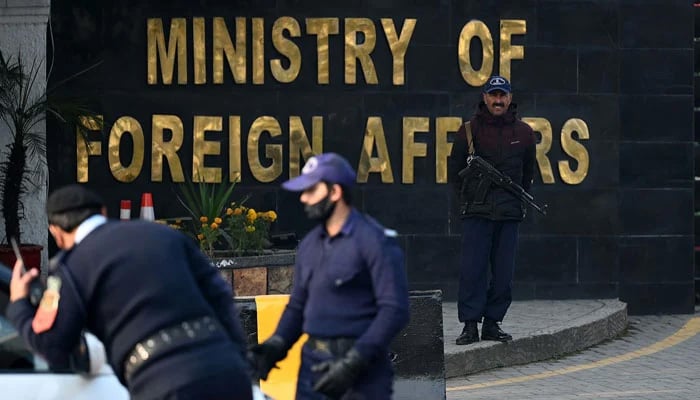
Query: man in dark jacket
[
  {"left": 8, "top": 184, "right": 253, "bottom": 399},
  {"left": 448, "top": 75, "right": 536, "bottom": 345}
]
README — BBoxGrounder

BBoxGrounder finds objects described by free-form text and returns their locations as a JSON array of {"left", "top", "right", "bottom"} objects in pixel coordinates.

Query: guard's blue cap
[
  {"left": 282, "top": 153, "right": 356, "bottom": 191},
  {"left": 483, "top": 75, "right": 512, "bottom": 94}
]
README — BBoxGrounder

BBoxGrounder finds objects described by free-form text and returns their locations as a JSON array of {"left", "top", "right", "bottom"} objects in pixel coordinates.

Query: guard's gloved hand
[
  {"left": 311, "top": 348, "right": 368, "bottom": 399},
  {"left": 247, "top": 335, "right": 288, "bottom": 381}
]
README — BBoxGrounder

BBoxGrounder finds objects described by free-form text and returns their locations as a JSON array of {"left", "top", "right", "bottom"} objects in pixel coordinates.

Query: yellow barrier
[{"left": 255, "top": 294, "right": 308, "bottom": 400}]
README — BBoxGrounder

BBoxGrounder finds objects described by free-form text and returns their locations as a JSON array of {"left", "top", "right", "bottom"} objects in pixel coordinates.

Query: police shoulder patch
[
  {"left": 362, "top": 213, "right": 398, "bottom": 238},
  {"left": 383, "top": 228, "right": 398, "bottom": 238},
  {"left": 32, "top": 276, "right": 62, "bottom": 334}
]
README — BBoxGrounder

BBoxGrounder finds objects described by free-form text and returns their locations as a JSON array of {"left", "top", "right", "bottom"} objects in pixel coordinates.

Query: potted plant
[{"left": 0, "top": 49, "right": 98, "bottom": 270}]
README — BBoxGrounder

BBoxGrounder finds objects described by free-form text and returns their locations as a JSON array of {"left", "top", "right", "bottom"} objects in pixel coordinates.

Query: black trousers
[
  {"left": 457, "top": 217, "right": 519, "bottom": 323},
  {"left": 296, "top": 341, "right": 393, "bottom": 399},
  {"left": 129, "top": 340, "right": 253, "bottom": 400},
  {"left": 157, "top": 369, "right": 252, "bottom": 400}
]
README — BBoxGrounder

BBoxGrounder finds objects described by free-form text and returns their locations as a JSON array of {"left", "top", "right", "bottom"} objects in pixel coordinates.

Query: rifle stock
[{"left": 465, "top": 156, "right": 548, "bottom": 216}]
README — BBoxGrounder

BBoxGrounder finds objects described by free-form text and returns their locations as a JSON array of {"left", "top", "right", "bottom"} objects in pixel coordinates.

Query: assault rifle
[{"left": 459, "top": 155, "right": 548, "bottom": 216}]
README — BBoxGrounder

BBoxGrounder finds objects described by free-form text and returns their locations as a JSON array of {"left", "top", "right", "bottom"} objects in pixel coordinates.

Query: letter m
[{"left": 147, "top": 18, "right": 187, "bottom": 85}]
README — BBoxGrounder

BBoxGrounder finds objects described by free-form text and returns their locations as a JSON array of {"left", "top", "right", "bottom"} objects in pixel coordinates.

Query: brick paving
[{"left": 446, "top": 310, "right": 700, "bottom": 400}]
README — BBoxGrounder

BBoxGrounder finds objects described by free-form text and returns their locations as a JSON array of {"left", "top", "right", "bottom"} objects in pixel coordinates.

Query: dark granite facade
[{"left": 47, "top": 0, "right": 694, "bottom": 314}]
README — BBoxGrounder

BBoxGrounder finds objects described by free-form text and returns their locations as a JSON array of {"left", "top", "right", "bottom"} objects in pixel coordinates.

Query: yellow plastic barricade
[{"left": 255, "top": 294, "right": 308, "bottom": 400}]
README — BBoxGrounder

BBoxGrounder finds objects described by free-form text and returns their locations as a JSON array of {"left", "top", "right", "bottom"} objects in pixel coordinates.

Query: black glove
[
  {"left": 247, "top": 335, "right": 288, "bottom": 381},
  {"left": 311, "top": 348, "right": 368, "bottom": 399}
]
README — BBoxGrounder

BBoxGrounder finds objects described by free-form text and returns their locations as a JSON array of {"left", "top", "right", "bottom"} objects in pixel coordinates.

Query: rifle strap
[{"left": 464, "top": 122, "right": 475, "bottom": 156}]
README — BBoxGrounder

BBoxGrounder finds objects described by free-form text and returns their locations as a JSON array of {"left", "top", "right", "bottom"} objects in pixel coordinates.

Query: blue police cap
[
  {"left": 282, "top": 153, "right": 356, "bottom": 191},
  {"left": 483, "top": 75, "right": 512, "bottom": 94}
]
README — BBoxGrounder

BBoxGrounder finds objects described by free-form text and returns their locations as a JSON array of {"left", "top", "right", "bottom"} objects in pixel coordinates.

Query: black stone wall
[
  {"left": 47, "top": 0, "right": 695, "bottom": 314},
  {"left": 694, "top": 3, "right": 700, "bottom": 308}
]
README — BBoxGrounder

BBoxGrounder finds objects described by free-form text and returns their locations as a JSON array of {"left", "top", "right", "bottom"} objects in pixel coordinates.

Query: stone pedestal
[
  {"left": 235, "top": 290, "right": 445, "bottom": 399},
  {"left": 213, "top": 250, "right": 295, "bottom": 296}
]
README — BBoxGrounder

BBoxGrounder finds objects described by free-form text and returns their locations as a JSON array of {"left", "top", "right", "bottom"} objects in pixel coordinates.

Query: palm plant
[
  {"left": 0, "top": 51, "right": 47, "bottom": 244},
  {"left": 0, "top": 49, "right": 99, "bottom": 245}
]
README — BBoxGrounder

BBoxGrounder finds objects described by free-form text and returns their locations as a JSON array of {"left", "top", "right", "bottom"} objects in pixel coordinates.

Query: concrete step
[{"left": 443, "top": 299, "right": 628, "bottom": 378}]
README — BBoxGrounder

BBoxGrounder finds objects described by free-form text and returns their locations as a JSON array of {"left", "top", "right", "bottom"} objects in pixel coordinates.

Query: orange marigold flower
[
  {"left": 214, "top": 217, "right": 222, "bottom": 224},
  {"left": 226, "top": 208, "right": 234, "bottom": 216},
  {"left": 262, "top": 210, "right": 277, "bottom": 221},
  {"left": 233, "top": 208, "right": 243, "bottom": 216},
  {"left": 199, "top": 216, "right": 208, "bottom": 223},
  {"left": 247, "top": 209, "right": 257, "bottom": 222},
  {"left": 197, "top": 233, "right": 204, "bottom": 240},
  {"left": 210, "top": 222, "right": 219, "bottom": 229}
]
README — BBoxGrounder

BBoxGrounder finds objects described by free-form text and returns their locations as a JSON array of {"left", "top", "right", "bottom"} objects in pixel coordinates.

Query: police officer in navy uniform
[
  {"left": 8, "top": 184, "right": 253, "bottom": 400},
  {"left": 247, "top": 153, "right": 410, "bottom": 399}
]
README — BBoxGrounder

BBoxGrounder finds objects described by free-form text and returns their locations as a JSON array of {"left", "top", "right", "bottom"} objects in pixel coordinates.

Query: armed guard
[{"left": 448, "top": 75, "right": 537, "bottom": 346}]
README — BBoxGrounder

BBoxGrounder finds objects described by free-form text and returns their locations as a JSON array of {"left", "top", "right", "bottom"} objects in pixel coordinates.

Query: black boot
[
  {"left": 481, "top": 319, "right": 512, "bottom": 342},
  {"left": 455, "top": 321, "right": 479, "bottom": 345}
]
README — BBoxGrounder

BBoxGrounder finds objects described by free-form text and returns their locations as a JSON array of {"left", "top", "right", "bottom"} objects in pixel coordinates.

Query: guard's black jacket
[
  {"left": 449, "top": 102, "right": 536, "bottom": 221},
  {"left": 7, "top": 220, "right": 250, "bottom": 399}
]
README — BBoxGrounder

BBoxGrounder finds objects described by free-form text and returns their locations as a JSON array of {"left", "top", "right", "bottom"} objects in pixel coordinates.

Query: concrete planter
[
  {"left": 0, "top": 244, "right": 43, "bottom": 272},
  {"left": 236, "top": 290, "right": 446, "bottom": 399},
  {"left": 212, "top": 249, "right": 296, "bottom": 296}
]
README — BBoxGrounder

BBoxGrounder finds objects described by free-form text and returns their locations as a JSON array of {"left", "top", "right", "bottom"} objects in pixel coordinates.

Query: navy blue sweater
[
  {"left": 449, "top": 102, "right": 536, "bottom": 221},
  {"left": 274, "top": 209, "right": 410, "bottom": 361}
]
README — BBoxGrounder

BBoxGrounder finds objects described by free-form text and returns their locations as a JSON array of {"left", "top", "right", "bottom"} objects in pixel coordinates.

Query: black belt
[
  {"left": 123, "top": 316, "right": 221, "bottom": 383},
  {"left": 306, "top": 336, "right": 356, "bottom": 356}
]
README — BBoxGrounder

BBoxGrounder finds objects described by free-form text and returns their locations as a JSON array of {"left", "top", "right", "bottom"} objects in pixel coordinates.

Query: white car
[{"left": 0, "top": 264, "right": 129, "bottom": 400}]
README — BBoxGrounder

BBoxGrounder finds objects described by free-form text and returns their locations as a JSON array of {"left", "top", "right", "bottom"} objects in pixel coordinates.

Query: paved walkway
[
  {"left": 442, "top": 299, "right": 628, "bottom": 378},
  {"left": 446, "top": 309, "right": 700, "bottom": 399}
]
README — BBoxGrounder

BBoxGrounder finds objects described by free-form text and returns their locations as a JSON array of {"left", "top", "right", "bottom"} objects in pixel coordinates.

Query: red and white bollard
[
  {"left": 120, "top": 200, "right": 131, "bottom": 221},
  {"left": 140, "top": 193, "right": 155, "bottom": 221}
]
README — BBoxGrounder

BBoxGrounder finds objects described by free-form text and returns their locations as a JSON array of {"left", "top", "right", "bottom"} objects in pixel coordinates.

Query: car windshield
[
  {"left": 0, "top": 265, "right": 130, "bottom": 399},
  {"left": 0, "top": 315, "right": 45, "bottom": 371},
  {"left": 0, "top": 279, "right": 49, "bottom": 372},
  {"left": 0, "top": 315, "right": 16, "bottom": 344}
]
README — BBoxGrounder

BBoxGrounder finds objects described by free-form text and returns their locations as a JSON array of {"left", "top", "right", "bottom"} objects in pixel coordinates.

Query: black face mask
[{"left": 304, "top": 193, "right": 336, "bottom": 222}]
